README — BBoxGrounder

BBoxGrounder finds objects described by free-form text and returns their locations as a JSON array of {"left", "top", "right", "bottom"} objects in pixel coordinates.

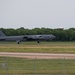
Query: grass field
[
  {"left": 0, "top": 57, "right": 75, "bottom": 75},
  {"left": 0, "top": 42, "right": 75, "bottom": 75},
  {"left": 0, "top": 41, "right": 75, "bottom": 53}
]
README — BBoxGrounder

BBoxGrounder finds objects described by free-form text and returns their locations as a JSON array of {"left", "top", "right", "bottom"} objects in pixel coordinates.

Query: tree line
[{"left": 0, "top": 27, "right": 75, "bottom": 41}]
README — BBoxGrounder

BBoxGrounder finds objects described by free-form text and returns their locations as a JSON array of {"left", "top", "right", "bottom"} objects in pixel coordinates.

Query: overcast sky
[{"left": 0, "top": 0, "right": 75, "bottom": 29}]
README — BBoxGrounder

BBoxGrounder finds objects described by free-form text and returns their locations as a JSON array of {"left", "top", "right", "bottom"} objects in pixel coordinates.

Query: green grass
[
  {"left": 0, "top": 42, "right": 75, "bottom": 75},
  {"left": 0, "top": 42, "right": 75, "bottom": 53},
  {"left": 0, "top": 57, "right": 75, "bottom": 75},
  {"left": 0, "top": 47, "right": 75, "bottom": 53}
]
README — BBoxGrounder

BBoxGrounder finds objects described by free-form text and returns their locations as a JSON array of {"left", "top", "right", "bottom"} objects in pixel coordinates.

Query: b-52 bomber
[{"left": 0, "top": 30, "right": 56, "bottom": 44}]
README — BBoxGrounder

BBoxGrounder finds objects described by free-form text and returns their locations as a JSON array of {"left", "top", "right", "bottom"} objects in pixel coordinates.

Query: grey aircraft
[{"left": 0, "top": 30, "right": 56, "bottom": 44}]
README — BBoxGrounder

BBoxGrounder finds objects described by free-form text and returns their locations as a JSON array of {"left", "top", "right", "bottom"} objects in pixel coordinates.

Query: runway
[{"left": 0, "top": 52, "right": 75, "bottom": 59}]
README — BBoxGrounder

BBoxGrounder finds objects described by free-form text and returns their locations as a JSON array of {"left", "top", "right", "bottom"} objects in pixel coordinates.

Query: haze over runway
[{"left": 0, "top": 0, "right": 75, "bottom": 29}]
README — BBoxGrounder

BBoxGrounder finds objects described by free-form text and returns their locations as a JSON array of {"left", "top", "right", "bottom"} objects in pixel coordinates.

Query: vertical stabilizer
[{"left": 0, "top": 30, "right": 6, "bottom": 37}]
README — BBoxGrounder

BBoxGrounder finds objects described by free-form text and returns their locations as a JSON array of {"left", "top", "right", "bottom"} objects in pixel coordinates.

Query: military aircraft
[{"left": 0, "top": 30, "right": 56, "bottom": 44}]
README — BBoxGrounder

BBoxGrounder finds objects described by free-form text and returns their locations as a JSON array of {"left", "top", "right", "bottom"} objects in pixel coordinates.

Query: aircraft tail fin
[{"left": 0, "top": 30, "right": 6, "bottom": 37}]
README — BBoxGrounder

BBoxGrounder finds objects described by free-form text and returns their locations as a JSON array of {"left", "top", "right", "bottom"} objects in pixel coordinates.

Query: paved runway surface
[{"left": 0, "top": 52, "right": 75, "bottom": 59}]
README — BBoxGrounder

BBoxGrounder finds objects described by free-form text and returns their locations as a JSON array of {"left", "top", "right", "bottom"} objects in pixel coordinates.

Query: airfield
[{"left": 0, "top": 42, "right": 75, "bottom": 75}]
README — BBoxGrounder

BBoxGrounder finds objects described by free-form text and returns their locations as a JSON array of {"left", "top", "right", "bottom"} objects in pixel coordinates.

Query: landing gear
[
  {"left": 16, "top": 41, "right": 20, "bottom": 44},
  {"left": 17, "top": 42, "right": 20, "bottom": 44},
  {"left": 37, "top": 40, "right": 40, "bottom": 43}
]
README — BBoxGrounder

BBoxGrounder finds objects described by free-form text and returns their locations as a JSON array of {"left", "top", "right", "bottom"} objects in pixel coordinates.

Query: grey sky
[{"left": 0, "top": 0, "right": 75, "bottom": 29}]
